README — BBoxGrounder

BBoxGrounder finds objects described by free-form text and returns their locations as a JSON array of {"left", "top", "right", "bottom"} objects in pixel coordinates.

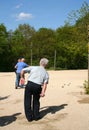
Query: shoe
[
  {"left": 27, "top": 118, "right": 33, "bottom": 122},
  {"left": 15, "top": 86, "right": 18, "bottom": 89},
  {"left": 20, "top": 85, "right": 25, "bottom": 88},
  {"left": 33, "top": 117, "right": 41, "bottom": 121}
]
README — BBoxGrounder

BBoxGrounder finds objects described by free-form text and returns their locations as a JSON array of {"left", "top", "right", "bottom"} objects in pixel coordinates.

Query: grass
[{"left": 83, "top": 80, "right": 89, "bottom": 94}]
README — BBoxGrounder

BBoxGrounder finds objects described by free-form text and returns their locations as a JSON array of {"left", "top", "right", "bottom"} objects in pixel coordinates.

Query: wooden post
[
  {"left": 87, "top": 25, "right": 89, "bottom": 87},
  {"left": 30, "top": 42, "right": 33, "bottom": 65},
  {"left": 54, "top": 50, "right": 56, "bottom": 70}
]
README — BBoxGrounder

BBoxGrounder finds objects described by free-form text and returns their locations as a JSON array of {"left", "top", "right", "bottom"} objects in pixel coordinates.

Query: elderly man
[{"left": 20, "top": 58, "right": 49, "bottom": 121}]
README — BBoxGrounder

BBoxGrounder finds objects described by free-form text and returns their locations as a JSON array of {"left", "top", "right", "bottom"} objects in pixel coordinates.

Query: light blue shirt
[{"left": 22, "top": 66, "right": 49, "bottom": 85}]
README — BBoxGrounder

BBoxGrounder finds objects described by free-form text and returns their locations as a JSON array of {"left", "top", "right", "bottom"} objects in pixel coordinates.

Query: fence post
[
  {"left": 54, "top": 50, "right": 56, "bottom": 70},
  {"left": 87, "top": 25, "right": 89, "bottom": 87}
]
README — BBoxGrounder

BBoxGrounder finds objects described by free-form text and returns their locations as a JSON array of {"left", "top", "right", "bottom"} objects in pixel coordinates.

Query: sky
[{"left": 0, "top": 0, "right": 89, "bottom": 31}]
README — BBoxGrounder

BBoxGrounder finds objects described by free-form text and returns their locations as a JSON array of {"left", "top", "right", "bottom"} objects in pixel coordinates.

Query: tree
[
  {"left": 0, "top": 24, "right": 12, "bottom": 71},
  {"left": 65, "top": 1, "right": 89, "bottom": 26},
  {"left": 32, "top": 28, "right": 56, "bottom": 67},
  {"left": 11, "top": 24, "right": 36, "bottom": 64}
]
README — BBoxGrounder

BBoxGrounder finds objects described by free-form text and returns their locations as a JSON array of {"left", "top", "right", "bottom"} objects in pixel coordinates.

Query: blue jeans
[{"left": 15, "top": 73, "right": 20, "bottom": 87}]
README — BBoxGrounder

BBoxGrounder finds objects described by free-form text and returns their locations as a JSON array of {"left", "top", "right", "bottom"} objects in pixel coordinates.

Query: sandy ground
[{"left": 0, "top": 70, "right": 89, "bottom": 130}]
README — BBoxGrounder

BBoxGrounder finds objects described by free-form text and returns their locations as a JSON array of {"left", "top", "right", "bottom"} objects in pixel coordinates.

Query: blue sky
[{"left": 0, "top": 0, "right": 89, "bottom": 31}]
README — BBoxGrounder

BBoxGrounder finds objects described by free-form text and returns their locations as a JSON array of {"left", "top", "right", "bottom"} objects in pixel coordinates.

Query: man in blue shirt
[{"left": 15, "top": 57, "right": 29, "bottom": 89}]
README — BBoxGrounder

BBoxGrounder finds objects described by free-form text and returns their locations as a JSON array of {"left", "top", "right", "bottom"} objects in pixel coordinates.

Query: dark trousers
[{"left": 24, "top": 81, "right": 42, "bottom": 121}]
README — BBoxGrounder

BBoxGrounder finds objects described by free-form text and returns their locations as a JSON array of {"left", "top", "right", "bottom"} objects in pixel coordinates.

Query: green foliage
[
  {"left": 83, "top": 80, "right": 89, "bottom": 94},
  {"left": 65, "top": 1, "right": 89, "bottom": 26},
  {"left": 0, "top": 1, "right": 89, "bottom": 71}
]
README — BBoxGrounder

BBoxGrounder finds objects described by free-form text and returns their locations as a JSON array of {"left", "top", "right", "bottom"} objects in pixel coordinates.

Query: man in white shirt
[{"left": 20, "top": 58, "right": 49, "bottom": 121}]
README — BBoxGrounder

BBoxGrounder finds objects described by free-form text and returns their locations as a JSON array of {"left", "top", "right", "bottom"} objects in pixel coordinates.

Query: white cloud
[
  {"left": 15, "top": 3, "right": 23, "bottom": 9},
  {"left": 16, "top": 12, "right": 33, "bottom": 21}
]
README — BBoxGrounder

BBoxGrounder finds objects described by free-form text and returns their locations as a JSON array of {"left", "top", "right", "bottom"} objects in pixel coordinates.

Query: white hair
[
  {"left": 40, "top": 58, "right": 49, "bottom": 66},
  {"left": 21, "top": 58, "right": 25, "bottom": 62}
]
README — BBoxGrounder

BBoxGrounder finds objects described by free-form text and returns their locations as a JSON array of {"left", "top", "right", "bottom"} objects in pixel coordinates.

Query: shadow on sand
[
  {"left": 40, "top": 104, "right": 68, "bottom": 118},
  {"left": 0, "top": 95, "right": 10, "bottom": 101},
  {"left": 0, "top": 113, "right": 21, "bottom": 127}
]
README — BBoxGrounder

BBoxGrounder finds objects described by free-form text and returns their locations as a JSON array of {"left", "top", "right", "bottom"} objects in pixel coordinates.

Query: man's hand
[
  {"left": 20, "top": 78, "right": 25, "bottom": 85},
  {"left": 40, "top": 92, "right": 45, "bottom": 97},
  {"left": 40, "top": 83, "right": 47, "bottom": 97}
]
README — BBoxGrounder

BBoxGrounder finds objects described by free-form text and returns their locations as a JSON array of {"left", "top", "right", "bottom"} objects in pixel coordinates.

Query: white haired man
[{"left": 20, "top": 58, "right": 49, "bottom": 121}]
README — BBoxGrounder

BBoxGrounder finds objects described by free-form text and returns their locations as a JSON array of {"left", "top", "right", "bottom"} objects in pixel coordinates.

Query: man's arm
[
  {"left": 40, "top": 83, "right": 47, "bottom": 97},
  {"left": 20, "top": 70, "right": 25, "bottom": 78}
]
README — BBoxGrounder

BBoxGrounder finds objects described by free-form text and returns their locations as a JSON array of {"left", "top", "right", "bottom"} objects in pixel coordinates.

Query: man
[
  {"left": 20, "top": 58, "right": 49, "bottom": 121},
  {"left": 14, "top": 57, "right": 29, "bottom": 89}
]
